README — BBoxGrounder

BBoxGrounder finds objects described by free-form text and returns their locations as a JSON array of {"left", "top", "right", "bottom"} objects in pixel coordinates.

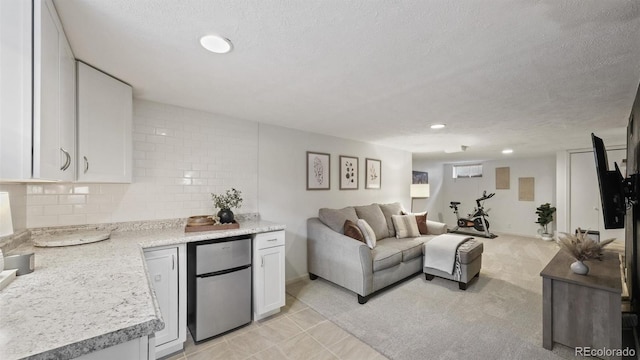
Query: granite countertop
[{"left": 0, "top": 220, "right": 285, "bottom": 360}]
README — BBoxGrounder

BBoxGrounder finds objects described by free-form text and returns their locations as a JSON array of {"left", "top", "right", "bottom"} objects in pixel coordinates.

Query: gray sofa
[{"left": 307, "top": 202, "right": 448, "bottom": 304}]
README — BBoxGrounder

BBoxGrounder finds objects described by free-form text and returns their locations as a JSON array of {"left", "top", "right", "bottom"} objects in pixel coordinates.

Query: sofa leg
[
  {"left": 357, "top": 294, "right": 369, "bottom": 304},
  {"left": 424, "top": 274, "right": 435, "bottom": 281},
  {"left": 459, "top": 282, "right": 468, "bottom": 290},
  {"left": 309, "top": 273, "right": 318, "bottom": 280}
]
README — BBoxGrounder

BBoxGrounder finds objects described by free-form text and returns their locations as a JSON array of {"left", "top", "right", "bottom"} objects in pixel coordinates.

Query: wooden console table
[{"left": 540, "top": 250, "right": 621, "bottom": 353}]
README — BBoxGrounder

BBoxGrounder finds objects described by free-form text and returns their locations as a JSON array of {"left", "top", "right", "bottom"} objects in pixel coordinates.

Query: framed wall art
[
  {"left": 496, "top": 167, "right": 510, "bottom": 189},
  {"left": 412, "top": 171, "right": 428, "bottom": 184},
  {"left": 365, "top": 158, "right": 381, "bottom": 189},
  {"left": 307, "top": 151, "right": 330, "bottom": 190},
  {"left": 339, "top": 155, "right": 359, "bottom": 190}
]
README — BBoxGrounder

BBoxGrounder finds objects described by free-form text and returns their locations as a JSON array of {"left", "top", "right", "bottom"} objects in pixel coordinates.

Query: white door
[
  {"left": 144, "top": 248, "right": 178, "bottom": 347},
  {"left": 33, "top": 0, "right": 61, "bottom": 180},
  {"left": 570, "top": 149, "right": 626, "bottom": 242},
  {"left": 256, "top": 246, "right": 286, "bottom": 315},
  {"left": 77, "top": 62, "right": 132, "bottom": 183},
  {"left": 58, "top": 32, "right": 75, "bottom": 181}
]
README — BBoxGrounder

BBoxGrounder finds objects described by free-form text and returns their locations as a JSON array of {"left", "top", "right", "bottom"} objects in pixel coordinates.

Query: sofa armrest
[
  {"left": 307, "top": 218, "right": 373, "bottom": 296},
  {"left": 427, "top": 220, "right": 448, "bottom": 235}
]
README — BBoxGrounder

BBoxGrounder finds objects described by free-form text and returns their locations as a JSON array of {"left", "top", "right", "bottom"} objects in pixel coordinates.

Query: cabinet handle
[
  {"left": 60, "top": 148, "right": 70, "bottom": 171},
  {"left": 267, "top": 238, "right": 277, "bottom": 242},
  {"left": 172, "top": 254, "right": 175, "bottom": 270},
  {"left": 261, "top": 255, "right": 264, "bottom": 267},
  {"left": 83, "top": 156, "right": 89, "bottom": 174}
]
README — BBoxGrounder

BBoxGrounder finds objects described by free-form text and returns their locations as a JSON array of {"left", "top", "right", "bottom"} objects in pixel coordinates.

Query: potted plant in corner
[
  {"left": 536, "top": 203, "right": 556, "bottom": 241},
  {"left": 211, "top": 188, "right": 243, "bottom": 224}
]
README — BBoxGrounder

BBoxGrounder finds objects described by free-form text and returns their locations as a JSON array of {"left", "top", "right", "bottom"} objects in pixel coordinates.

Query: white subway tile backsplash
[
  {"left": 59, "top": 195, "right": 86, "bottom": 205},
  {"left": 44, "top": 205, "right": 72, "bottom": 216},
  {"left": 29, "top": 195, "right": 58, "bottom": 205},
  {"left": 26, "top": 99, "right": 258, "bottom": 228}
]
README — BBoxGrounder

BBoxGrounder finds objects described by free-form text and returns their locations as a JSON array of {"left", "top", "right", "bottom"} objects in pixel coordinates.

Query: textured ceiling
[{"left": 53, "top": 0, "right": 640, "bottom": 161}]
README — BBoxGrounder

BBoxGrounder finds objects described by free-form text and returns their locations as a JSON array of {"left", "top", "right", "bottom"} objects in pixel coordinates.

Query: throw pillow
[
  {"left": 354, "top": 204, "right": 389, "bottom": 240},
  {"left": 379, "top": 202, "right": 403, "bottom": 238},
  {"left": 392, "top": 214, "right": 421, "bottom": 238},
  {"left": 344, "top": 220, "right": 365, "bottom": 243},
  {"left": 318, "top": 207, "right": 358, "bottom": 234},
  {"left": 356, "top": 219, "right": 377, "bottom": 249},
  {"left": 402, "top": 211, "right": 428, "bottom": 235}
]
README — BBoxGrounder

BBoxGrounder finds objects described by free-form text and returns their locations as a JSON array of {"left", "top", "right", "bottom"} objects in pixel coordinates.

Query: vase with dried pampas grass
[{"left": 556, "top": 228, "right": 615, "bottom": 275}]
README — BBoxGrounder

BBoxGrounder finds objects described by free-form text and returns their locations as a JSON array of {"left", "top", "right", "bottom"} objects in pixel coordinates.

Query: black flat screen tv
[{"left": 592, "top": 133, "right": 626, "bottom": 229}]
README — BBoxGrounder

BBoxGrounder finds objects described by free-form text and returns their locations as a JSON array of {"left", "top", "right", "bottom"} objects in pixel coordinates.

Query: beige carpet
[{"left": 287, "top": 233, "right": 615, "bottom": 360}]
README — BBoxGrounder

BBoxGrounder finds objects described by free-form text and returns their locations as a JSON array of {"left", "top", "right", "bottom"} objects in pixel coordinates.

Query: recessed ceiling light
[
  {"left": 200, "top": 35, "right": 233, "bottom": 54},
  {"left": 430, "top": 124, "right": 446, "bottom": 129},
  {"left": 502, "top": 149, "right": 513, "bottom": 154}
]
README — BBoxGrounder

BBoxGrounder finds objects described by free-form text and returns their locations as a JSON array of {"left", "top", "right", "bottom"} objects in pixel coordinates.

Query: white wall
[
  {"left": 437, "top": 156, "right": 556, "bottom": 237},
  {"left": 258, "top": 124, "right": 412, "bottom": 282},
  {"left": 15, "top": 100, "right": 412, "bottom": 281},
  {"left": 25, "top": 100, "right": 259, "bottom": 227}
]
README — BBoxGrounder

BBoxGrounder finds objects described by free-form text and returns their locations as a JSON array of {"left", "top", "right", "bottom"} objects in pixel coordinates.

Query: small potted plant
[
  {"left": 211, "top": 188, "right": 243, "bottom": 224},
  {"left": 536, "top": 203, "right": 556, "bottom": 241},
  {"left": 556, "top": 228, "right": 615, "bottom": 275}
]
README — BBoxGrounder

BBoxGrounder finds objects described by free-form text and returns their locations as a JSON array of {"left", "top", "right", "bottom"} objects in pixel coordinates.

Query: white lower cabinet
[
  {"left": 144, "top": 245, "right": 186, "bottom": 359},
  {"left": 76, "top": 336, "right": 155, "bottom": 360},
  {"left": 253, "top": 230, "right": 286, "bottom": 320}
]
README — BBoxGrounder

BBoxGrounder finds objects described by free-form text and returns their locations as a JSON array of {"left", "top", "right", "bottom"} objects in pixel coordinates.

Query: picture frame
[
  {"left": 339, "top": 155, "right": 359, "bottom": 190},
  {"left": 412, "top": 171, "right": 428, "bottom": 184},
  {"left": 306, "top": 151, "right": 330, "bottom": 190},
  {"left": 365, "top": 158, "right": 381, "bottom": 189}
]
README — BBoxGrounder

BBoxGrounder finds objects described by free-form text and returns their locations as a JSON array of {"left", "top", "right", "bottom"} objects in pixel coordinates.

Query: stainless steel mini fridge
[{"left": 187, "top": 236, "right": 252, "bottom": 343}]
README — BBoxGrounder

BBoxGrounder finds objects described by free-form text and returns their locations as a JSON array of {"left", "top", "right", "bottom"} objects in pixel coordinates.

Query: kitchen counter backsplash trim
[
  {"left": 0, "top": 230, "right": 31, "bottom": 255},
  {"left": 0, "top": 217, "right": 283, "bottom": 360}
]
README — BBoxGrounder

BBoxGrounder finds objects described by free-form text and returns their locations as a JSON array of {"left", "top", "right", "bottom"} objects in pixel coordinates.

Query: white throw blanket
[{"left": 423, "top": 234, "right": 473, "bottom": 275}]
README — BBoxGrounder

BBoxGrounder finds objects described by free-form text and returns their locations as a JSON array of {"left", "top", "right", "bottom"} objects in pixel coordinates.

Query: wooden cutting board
[{"left": 33, "top": 231, "right": 111, "bottom": 247}]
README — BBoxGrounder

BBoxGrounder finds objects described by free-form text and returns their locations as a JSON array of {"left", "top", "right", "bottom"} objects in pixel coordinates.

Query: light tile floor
[{"left": 160, "top": 293, "right": 387, "bottom": 360}]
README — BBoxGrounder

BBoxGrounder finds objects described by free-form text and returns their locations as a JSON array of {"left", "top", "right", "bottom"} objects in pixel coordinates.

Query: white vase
[{"left": 571, "top": 260, "right": 589, "bottom": 275}]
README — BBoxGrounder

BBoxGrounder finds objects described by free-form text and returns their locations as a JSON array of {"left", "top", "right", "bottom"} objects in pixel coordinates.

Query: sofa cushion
[
  {"left": 458, "top": 240, "right": 484, "bottom": 264},
  {"left": 356, "top": 219, "right": 377, "bottom": 249},
  {"left": 355, "top": 204, "right": 389, "bottom": 240},
  {"left": 319, "top": 207, "right": 358, "bottom": 234},
  {"left": 379, "top": 202, "right": 403, "bottom": 238},
  {"left": 371, "top": 245, "right": 402, "bottom": 271},
  {"left": 378, "top": 237, "right": 428, "bottom": 262},
  {"left": 344, "top": 220, "right": 365, "bottom": 243},
  {"left": 392, "top": 215, "right": 421, "bottom": 238}
]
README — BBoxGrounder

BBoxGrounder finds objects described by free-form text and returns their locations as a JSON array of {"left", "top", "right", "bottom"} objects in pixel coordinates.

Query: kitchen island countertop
[{"left": 0, "top": 220, "right": 285, "bottom": 360}]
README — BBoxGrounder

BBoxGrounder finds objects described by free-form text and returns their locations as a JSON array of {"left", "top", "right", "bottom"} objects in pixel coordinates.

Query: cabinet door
[
  {"left": 33, "top": 0, "right": 61, "bottom": 180},
  {"left": 77, "top": 62, "right": 132, "bottom": 183},
  {"left": 32, "top": 0, "right": 75, "bottom": 181},
  {"left": 144, "top": 248, "right": 178, "bottom": 347},
  {"left": 0, "top": 0, "right": 32, "bottom": 180},
  {"left": 255, "top": 246, "right": 285, "bottom": 315},
  {"left": 58, "top": 35, "right": 75, "bottom": 181}
]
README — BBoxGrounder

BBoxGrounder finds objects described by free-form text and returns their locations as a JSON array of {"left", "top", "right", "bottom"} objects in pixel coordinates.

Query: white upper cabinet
[
  {"left": 0, "top": 0, "right": 75, "bottom": 181},
  {"left": 0, "top": 0, "right": 32, "bottom": 180},
  {"left": 76, "top": 62, "right": 132, "bottom": 183}
]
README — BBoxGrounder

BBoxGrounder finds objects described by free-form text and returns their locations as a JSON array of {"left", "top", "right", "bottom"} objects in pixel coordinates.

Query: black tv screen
[{"left": 592, "top": 133, "right": 625, "bottom": 229}]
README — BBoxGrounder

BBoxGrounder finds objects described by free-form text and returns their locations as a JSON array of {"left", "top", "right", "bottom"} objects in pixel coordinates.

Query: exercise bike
[{"left": 449, "top": 191, "right": 497, "bottom": 238}]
